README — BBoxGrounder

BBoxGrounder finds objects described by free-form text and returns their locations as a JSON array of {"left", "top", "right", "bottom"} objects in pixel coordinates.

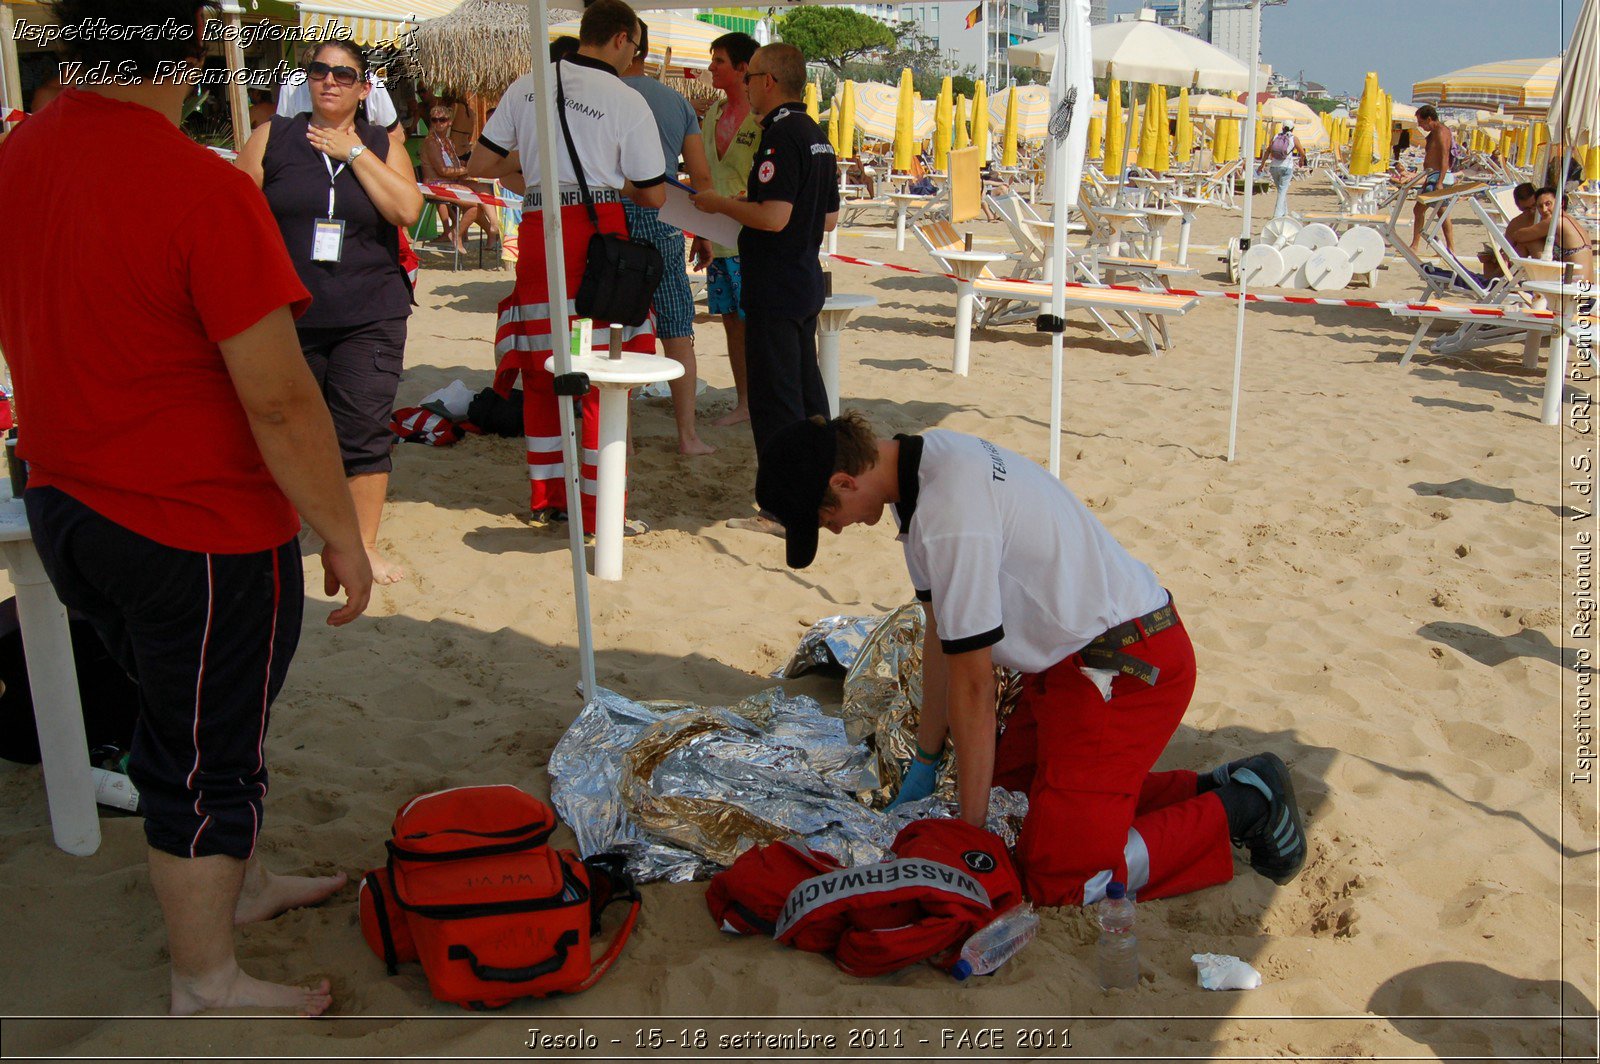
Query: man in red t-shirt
[{"left": 0, "top": 0, "right": 371, "bottom": 1017}]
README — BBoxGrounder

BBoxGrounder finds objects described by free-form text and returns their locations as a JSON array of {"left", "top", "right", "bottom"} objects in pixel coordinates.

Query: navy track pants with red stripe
[{"left": 26, "top": 486, "right": 303, "bottom": 860}]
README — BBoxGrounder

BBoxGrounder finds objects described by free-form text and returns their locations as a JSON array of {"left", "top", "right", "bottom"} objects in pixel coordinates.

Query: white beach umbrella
[{"left": 1545, "top": 0, "right": 1597, "bottom": 254}]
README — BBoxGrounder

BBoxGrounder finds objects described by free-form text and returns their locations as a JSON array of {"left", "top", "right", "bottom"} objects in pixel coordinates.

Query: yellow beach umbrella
[
  {"left": 1136, "top": 87, "right": 1158, "bottom": 169},
  {"left": 954, "top": 94, "right": 971, "bottom": 150},
  {"left": 985, "top": 85, "right": 1053, "bottom": 141},
  {"left": 1413, "top": 56, "right": 1561, "bottom": 115},
  {"left": 804, "top": 82, "right": 819, "bottom": 122},
  {"left": 828, "top": 104, "right": 840, "bottom": 154},
  {"left": 848, "top": 81, "right": 933, "bottom": 142},
  {"left": 1381, "top": 91, "right": 1393, "bottom": 166},
  {"left": 972, "top": 80, "right": 990, "bottom": 165},
  {"left": 1175, "top": 87, "right": 1193, "bottom": 166},
  {"left": 1104, "top": 79, "right": 1126, "bottom": 174},
  {"left": 934, "top": 76, "right": 953, "bottom": 171},
  {"left": 1152, "top": 85, "right": 1171, "bottom": 172},
  {"left": 838, "top": 81, "right": 858, "bottom": 155},
  {"left": 1178, "top": 93, "right": 1246, "bottom": 118},
  {"left": 893, "top": 68, "right": 916, "bottom": 171},
  {"left": 1585, "top": 144, "right": 1600, "bottom": 180},
  {"left": 1349, "top": 71, "right": 1379, "bottom": 174},
  {"left": 1001, "top": 85, "right": 1019, "bottom": 167},
  {"left": 1529, "top": 120, "right": 1549, "bottom": 167},
  {"left": 1088, "top": 93, "right": 1105, "bottom": 161},
  {"left": 1220, "top": 117, "right": 1240, "bottom": 163}
]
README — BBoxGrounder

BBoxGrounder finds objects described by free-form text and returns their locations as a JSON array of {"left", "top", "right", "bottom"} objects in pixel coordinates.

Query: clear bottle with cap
[
  {"left": 1095, "top": 881, "right": 1139, "bottom": 989},
  {"left": 950, "top": 902, "right": 1039, "bottom": 981}
]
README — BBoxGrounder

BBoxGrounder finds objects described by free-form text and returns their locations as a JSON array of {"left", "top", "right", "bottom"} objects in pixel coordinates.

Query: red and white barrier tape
[
  {"left": 822, "top": 251, "right": 1560, "bottom": 321},
  {"left": 3, "top": 109, "right": 26, "bottom": 124}
]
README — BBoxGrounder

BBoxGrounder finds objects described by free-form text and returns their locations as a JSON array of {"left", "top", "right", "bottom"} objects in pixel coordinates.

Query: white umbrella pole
[
  {"left": 1046, "top": 0, "right": 1091, "bottom": 477},
  {"left": 527, "top": 0, "right": 598, "bottom": 701},
  {"left": 1225, "top": 0, "right": 1263, "bottom": 463}
]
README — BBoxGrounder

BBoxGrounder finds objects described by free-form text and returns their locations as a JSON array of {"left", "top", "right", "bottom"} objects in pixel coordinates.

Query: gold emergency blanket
[{"left": 841, "top": 602, "right": 1023, "bottom": 803}]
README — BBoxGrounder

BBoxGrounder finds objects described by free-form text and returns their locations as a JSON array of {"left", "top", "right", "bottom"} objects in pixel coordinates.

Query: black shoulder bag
[{"left": 555, "top": 60, "right": 663, "bottom": 328}]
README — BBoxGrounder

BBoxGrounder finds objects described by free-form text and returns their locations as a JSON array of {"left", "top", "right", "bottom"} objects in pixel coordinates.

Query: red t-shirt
[{"left": 0, "top": 89, "right": 310, "bottom": 553}]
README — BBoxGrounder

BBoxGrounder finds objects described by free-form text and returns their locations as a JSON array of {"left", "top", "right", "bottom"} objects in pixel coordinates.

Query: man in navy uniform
[{"left": 693, "top": 43, "right": 838, "bottom": 532}]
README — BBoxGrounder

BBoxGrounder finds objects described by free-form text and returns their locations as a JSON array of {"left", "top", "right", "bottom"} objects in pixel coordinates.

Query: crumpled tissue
[{"left": 1191, "top": 953, "right": 1262, "bottom": 990}]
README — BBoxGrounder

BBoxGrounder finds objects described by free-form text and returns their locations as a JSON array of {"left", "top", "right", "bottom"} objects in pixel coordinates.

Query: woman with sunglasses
[{"left": 238, "top": 41, "right": 423, "bottom": 587}]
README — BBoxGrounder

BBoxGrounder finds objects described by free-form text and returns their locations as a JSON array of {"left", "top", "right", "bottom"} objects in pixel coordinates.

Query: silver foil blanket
[
  {"left": 776, "top": 614, "right": 884, "bottom": 678},
  {"left": 548, "top": 683, "right": 1026, "bottom": 884}
]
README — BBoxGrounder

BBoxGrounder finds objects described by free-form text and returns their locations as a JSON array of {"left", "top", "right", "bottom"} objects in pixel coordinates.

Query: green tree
[{"left": 778, "top": 8, "right": 895, "bottom": 75}]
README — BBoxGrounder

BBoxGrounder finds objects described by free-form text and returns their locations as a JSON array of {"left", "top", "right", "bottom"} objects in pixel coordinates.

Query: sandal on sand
[
  {"left": 583, "top": 518, "right": 649, "bottom": 545},
  {"left": 529, "top": 507, "right": 568, "bottom": 527}
]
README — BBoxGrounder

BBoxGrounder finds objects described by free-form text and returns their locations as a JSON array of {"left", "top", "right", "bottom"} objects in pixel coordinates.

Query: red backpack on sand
[
  {"left": 706, "top": 819, "right": 1022, "bottom": 977},
  {"left": 358, "top": 784, "right": 640, "bottom": 1009}
]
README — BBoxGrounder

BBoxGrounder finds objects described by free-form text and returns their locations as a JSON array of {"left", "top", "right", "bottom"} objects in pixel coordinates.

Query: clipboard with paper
[{"left": 657, "top": 177, "right": 743, "bottom": 248}]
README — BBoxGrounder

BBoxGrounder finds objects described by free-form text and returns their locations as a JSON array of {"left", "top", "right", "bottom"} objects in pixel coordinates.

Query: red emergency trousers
[
  {"left": 493, "top": 200, "right": 655, "bottom": 526},
  {"left": 993, "top": 610, "right": 1235, "bottom": 907}
]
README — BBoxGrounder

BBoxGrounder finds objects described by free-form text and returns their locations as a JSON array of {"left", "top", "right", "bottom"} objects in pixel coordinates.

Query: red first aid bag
[{"left": 358, "top": 784, "right": 639, "bottom": 1009}]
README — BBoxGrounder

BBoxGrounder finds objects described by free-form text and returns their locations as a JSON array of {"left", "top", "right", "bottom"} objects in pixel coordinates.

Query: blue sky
[{"left": 1103, "top": 0, "right": 1583, "bottom": 99}]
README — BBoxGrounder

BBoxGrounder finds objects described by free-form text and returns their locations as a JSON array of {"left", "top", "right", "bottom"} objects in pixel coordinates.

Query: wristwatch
[{"left": 346, "top": 144, "right": 367, "bottom": 165}]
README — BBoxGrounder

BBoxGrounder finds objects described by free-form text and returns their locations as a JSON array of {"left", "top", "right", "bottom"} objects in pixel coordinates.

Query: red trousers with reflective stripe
[
  {"left": 993, "top": 615, "right": 1234, "bottom": 906},
  {"left": 494, "top": 202, "right": 655, "bottom": 525}
]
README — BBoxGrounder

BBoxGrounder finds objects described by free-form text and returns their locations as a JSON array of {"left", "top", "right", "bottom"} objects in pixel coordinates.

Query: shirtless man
[
  {"left": 1405, "top": 105, "right": 1455, "bottom": 255},
  {"left": 690, "top": 33, "right": 763, "bottom": 427}
]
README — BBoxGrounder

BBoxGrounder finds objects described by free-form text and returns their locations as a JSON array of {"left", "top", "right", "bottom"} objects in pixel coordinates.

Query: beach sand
[{"left": 0, "top": 180, "right": 1593, "bottom": 1061}]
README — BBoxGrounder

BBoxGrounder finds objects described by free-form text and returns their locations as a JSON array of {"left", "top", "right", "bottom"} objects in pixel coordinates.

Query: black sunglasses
[
  {"left": 743, "top": 70, "right": 772, "bottom": 85},
  {"left": 306, "top": 61, "right": 359, "bottom": 87}
]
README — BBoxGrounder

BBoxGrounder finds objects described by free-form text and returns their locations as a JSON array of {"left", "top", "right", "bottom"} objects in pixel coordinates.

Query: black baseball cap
[{"left": 754, "top": 417, "right": 836, "bottom": 569}]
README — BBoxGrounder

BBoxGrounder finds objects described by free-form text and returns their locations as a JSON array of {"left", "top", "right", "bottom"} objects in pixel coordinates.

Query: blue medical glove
[{"left": 885, "top": 755, "right": 939, "bottom": 811}]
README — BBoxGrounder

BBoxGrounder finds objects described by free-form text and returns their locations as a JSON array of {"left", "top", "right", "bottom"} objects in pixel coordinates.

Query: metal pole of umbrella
[
  {"left": 1045, "top": 0, "right": 1092, "bottom": 478},
  {"left": 1224, "top": 0, "right": 1264, "bottom": 463},
  {"left": 526, "top": 0, "right": 598, "bottom": 701}
]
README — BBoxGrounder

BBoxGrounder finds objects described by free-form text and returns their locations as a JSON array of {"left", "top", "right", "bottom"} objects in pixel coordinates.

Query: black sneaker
[{"left": 1226, "top": 752, "right": 1307, "bottom": 886}]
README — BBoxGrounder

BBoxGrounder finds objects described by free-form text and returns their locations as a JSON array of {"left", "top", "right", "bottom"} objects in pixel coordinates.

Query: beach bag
[
  {"left": 708, "top": 819, "right": 1021, "bottom": 977},
  {"left": 1268, "top": 132, "right": 1294, "bottom": 161},
  {"left": 467, "top": 386, "right": 523, "bottom": 437},
  {"left": 389, "top": 407, "right": 464, "bottom": 446},
  {"left": 358, "top": 784, "right": 641, "bottom": 1009},
  {"left": 556, "top": 60, "right": 662, "bottom": 328}
]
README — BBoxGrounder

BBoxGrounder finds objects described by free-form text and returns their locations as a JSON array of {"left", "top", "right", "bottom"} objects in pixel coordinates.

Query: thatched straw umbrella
[{"left": 412, "top": 0, "right": 580, "bottom": 100}]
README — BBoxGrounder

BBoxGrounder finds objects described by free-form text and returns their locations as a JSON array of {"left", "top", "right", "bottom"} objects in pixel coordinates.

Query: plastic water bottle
[
  {"left": 91, "top": 768, "right": 141, "bottom": 813},
  {"left": 1096, "top": 881, "right": 1139, "bottom": 989},
  {"left": 950, "top": 902, "right": 1039, "bottom": 981}
]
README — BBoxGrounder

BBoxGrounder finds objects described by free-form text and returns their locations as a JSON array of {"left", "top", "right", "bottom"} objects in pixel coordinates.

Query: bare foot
[
  {"left": 171, "top": 964, "right": 332, "bottom": 1017},
  {"left": 711, "top": 405, "right": 750, "bottom": 427},
  {"left": 679, "top": 436, "right": 717, "bottom": 456},
  {"left": 235, "top": 863, "right": 347, "bottom": 925},
  {"left": 366, "top": 547, "right": 405, "bottom": 586}
]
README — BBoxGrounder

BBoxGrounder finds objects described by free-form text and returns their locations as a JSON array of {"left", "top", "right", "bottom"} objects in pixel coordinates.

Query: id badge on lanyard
[{"left": 312, "top": 153, "right": 347, "bottom": 262}]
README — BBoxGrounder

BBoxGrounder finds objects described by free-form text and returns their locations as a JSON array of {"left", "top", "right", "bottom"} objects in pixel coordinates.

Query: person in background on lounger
[
  {"left": 0, "top": 0, "right": 371, "bottom": 1016},
  {"left": 1477, "top": 182, "right": 1538, "bottom": 279},
  {"left": 1508, "top": 186, "right": 1594, "bottom": 282},
  {"left": 753, "top": 412, "right": 1309, "bottom": 908}
]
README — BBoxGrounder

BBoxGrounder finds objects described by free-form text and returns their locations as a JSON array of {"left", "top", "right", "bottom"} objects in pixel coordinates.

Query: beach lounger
[
  {"left": 912, "top": 220, "right": 1199, "bottom": 372},
  {"left": 1386, "top": 297, "right": 1592, "bottom": 425}
]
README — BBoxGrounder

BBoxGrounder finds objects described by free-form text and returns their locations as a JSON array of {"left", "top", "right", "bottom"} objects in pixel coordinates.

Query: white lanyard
[{"left": 321, "top": 150, "right": 347, "bottom": 219}]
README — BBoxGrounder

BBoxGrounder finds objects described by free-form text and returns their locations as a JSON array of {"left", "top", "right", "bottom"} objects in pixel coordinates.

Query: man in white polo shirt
[
  {"left": 469, "top": 0, "right": 666, "bottom": 530},
  {"left": 754, "top": 413, "right": 1308, "bottom": 908}
]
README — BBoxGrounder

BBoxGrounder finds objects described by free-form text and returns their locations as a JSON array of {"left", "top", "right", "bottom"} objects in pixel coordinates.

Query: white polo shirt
[
  {"left": 893, "top": 430, "right": 1168, "bottom": 675},
  {"left": 478, "top": 54, "right": 666, "bottom": 193}
]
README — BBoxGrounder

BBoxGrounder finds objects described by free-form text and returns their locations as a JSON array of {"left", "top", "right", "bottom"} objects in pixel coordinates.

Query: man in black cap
[
  {"left": 755, "top": 412, "right": 1308, "bottom": 908},
  {"left": 693, "top": 42, "right": 838, "bottom": 533}
]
